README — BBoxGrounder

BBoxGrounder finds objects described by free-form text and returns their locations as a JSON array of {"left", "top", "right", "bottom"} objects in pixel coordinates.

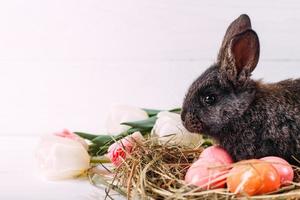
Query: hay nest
[{"left": 91, "top": 138, "right": 300, "bottom": 200}]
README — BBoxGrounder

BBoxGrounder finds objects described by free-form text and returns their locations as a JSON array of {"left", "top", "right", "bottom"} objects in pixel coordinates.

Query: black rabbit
[{"left": 181, "top": 14, "right": 300, "bottom": 164}]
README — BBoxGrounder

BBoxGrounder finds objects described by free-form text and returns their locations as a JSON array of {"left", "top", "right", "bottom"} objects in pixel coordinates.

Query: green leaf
[
  {"left": 143, "top": 107, "right": 182, "bottom": 116},
  {"left": 121, "top": 116, "right": 157, "bottom": 129},
  {"left": 92, "top": 144, "right": 111, "bottom": 156},
  {"left": 126, "top": 127, "right": 142, "bottom": 134},
  {"left": 88, "top": 144, "right": 106, "bottom": 156},
  {"left": 74, "top": 132, "right": 99, "bottom": 140},
  {"left": 142, "top": 108, "right": 162, "bottom": 117},
  {"left": 126, "top": 127, "right": 152, "bottom": 135},
  {"left": 201, "top": 139, "right": 214, "bottom": 147},
  {"left": 169, "top": 107, "right": 181, "bottom": 114},
  {"left": 91, "top": 135, "right": 115, "bottom": 146}
]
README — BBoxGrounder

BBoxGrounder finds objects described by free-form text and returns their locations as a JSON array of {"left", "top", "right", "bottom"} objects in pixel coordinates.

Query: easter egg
[
  {"left": 200, "top": 146, "right": 233, "bottom": 164},
  {"left": 185, "top": 157, "right": 230, "bottom": 189},
  {"left": 227, "top": 159, "right": 280, "bottom": 196},
  {"left": 260, "top": 156, "right": 294, "bottom": 185}
]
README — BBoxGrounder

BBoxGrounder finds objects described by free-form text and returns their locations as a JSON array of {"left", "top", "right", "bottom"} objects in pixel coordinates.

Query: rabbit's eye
[{"left": 204, "top": 94, "right": 216, "bottom": 105}]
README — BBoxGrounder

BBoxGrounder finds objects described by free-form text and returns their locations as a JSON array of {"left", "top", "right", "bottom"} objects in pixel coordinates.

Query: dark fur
[{"left": 181, "top": 14, "right": 300, "bottom": 164}]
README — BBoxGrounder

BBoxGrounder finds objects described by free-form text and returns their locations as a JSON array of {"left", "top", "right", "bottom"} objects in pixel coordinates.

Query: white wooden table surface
[
  {"left": 0, "top": 136, "right": 125, "bottom": 200},
  {"left": 1, "top": 0, "right": 300, "bottom": 199}
]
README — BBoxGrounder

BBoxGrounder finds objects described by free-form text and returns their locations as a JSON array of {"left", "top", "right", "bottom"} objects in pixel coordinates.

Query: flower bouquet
[{"left": 35, "top": 105, "right": 300, "bottom": 199}]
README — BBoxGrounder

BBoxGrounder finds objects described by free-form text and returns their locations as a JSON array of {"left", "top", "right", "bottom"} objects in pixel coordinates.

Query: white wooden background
[
  {"left": 1, "top": 1, "right": 300, "bottom": 200},
  {"left": 0, "top": 0, "right": 300, "bottom": 136}
]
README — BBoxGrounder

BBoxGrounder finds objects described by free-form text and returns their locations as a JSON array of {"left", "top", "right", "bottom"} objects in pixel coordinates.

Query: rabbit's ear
[
  {"left": 218, "top": 14, "right": 252, "bottom": 61},
  {"left": 221, "top": 29, "right": 260, "bottom": 83}
]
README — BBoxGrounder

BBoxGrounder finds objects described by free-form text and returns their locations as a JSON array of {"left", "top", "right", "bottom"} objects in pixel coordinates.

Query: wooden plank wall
[{"left": 0, "top": 0, "right": 299, "bottom": 135}]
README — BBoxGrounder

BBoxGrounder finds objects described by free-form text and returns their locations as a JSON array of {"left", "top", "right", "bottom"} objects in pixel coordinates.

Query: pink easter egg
[
  {"left": 200, "top": 146, "right": 233, "bottom": 164},
  {"left": 260, "top": 156, "right": 294, "bottom": 185},
  {"left": 185, "top": 157, "right": 229, "bottom": 189}
]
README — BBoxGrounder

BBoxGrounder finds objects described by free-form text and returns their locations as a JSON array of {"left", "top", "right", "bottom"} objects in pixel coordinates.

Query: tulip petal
[
  {"left": 106, "top": 105, "right": 149, "bottom": 135},
  {"left": 152, "top": 111, "right": 203, "bottom": 147},
  {"left": 35, "top": 135, "right": 90, "bottom": 180}
]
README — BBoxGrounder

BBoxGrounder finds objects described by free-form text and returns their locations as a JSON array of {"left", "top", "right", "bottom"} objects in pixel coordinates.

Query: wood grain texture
[{"left": 0, "top": 0, "right": 299, "bottom": 136}]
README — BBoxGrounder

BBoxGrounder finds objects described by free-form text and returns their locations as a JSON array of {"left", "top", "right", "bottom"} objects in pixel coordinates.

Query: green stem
[{"left": 90, "top": 157, "right": 111, "bottom": 164}]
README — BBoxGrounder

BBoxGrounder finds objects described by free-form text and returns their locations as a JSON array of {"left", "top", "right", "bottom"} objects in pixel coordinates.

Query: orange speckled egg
[{"left": 227, "top": 159, "right": 280, "bottom": 196}]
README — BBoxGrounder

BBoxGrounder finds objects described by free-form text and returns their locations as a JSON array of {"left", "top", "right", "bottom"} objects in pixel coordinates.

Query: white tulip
[
  {"left": 106, "top": 105, "right": 148, "bottom": 135},
  {"left": 54, "top": 129, "right": 89, "bottom": 151},
  {"left": 35, "top": 135, "right": 90, "bottom": 180},
  {"left": 152, "top": 111, "right": 203, "bottom": 147}
]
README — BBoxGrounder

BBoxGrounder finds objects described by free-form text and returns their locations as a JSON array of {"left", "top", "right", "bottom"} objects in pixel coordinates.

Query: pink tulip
[
  {"left": 107, "top": 132, "right": 144, "bottom": 166},
  {"left": 54, "top": 129, "right": 88, "bottom": 150}
]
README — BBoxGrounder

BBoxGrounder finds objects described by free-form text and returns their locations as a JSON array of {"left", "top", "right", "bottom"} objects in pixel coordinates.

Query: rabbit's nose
[
  {"left": 182, "top": 111, "right": 204, "bottom": 133},
  {"left": 181, "top": 107, "right": 198, "bottom": 122}
]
